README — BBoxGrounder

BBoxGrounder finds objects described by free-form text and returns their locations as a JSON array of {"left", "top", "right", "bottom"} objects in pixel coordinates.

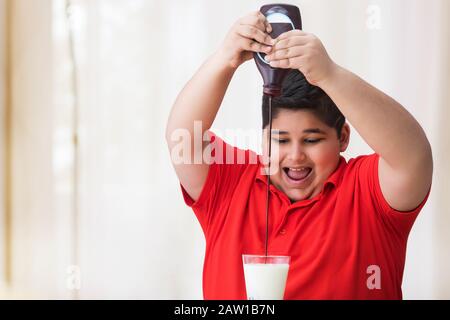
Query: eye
[
  {"left": 304, "top": 138, "right": 322, "bottom": 144},
  {"left": 272, "top": 138, "right": 288, "bottom": 144}
]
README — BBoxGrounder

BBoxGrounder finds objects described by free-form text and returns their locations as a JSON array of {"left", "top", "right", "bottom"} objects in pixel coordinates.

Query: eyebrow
[{"left": 272, "top": 128, "right": 326, "bottom": 135}]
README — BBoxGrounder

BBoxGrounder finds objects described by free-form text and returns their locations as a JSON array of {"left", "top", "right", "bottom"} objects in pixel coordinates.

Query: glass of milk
[{"left": 242, "top": 254, "right": 290, "bottom": 300}]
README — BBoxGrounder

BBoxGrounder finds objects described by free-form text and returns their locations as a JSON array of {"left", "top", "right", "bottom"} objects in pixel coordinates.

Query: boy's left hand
[{"left": 265, "top": 30, "right": 336, "bottom": 86}]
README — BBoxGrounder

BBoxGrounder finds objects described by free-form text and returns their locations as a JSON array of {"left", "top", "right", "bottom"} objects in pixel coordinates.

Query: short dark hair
[{"left": 262, "top": 69, "right": 346, "bottom": 138}]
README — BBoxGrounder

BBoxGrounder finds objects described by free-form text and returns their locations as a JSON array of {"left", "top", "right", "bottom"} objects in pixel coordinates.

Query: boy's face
[{"left": 262, "top": 109, "right": 350, "bottom": 202}]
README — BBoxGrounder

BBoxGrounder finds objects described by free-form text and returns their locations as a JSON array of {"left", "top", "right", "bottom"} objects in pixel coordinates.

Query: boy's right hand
[{"left": 217, "top": 11, "right": 275, "bottom": 70}]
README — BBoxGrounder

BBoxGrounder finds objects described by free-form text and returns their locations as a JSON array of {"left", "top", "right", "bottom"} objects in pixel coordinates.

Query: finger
[
  {"left": 266, "top": 46, "right": 305, "bottom": 61},
  {"left": 269, "top": 58, "right": 293, "bottom": 69},
  {"left": 275, "top": 29, "right": 308, "bottom": 43},
  {"left": 265, "top": 20, "right": 272, "bottom": 33},
  {"left": 257, "top": 12, "right": 272, "bottom": 33},
  {"left": 240, "top": 16, "right": 265, "bottom": 32},
  {"left": 241, "top": 39, "right": 273, "bottom": 53},
  {"left": 240, "top": 12, "right": 269, "bottom": 33},
  {"left": 273, "top": 35, "right": 310, "bottom": 50},
  {"left": 237, "top": 25, "right": 275, "bottom": 46}
]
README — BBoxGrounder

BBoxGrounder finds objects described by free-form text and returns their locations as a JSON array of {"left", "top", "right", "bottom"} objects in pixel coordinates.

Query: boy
[{"left": 165, "top": 11, "right": 432, "bottom": 299}]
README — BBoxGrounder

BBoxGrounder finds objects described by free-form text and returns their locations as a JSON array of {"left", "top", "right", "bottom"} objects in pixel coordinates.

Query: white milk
[{"left": 243, "top": 263, "right": 289, "bottom": 300}]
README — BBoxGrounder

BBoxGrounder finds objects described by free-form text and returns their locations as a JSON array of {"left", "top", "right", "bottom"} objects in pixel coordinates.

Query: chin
[{"left": 286, "top": 189, "right": 313, "bottom": 202}]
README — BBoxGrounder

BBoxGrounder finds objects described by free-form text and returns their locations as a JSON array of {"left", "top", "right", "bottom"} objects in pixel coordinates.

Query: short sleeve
[
  {"left": 355, "top": 153, "right": 430, "bottom": 237},
  {"left": 179, "top": 131, "right": 255, "bottom": 234}
]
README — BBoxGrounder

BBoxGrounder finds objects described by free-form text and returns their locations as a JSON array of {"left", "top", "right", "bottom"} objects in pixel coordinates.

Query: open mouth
[{"left": 282, "top": 166, "right": 313, "bottom": 186}]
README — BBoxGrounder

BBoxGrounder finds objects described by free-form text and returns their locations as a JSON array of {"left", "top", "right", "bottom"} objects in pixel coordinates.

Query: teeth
[{"left": 289, "top": 167, "right": 309, "bottom": 172}]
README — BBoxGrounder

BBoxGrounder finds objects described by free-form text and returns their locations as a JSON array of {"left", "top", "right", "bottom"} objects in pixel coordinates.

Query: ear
[{"left": 339, "top": 123, "right": 350, "bottom": 152}]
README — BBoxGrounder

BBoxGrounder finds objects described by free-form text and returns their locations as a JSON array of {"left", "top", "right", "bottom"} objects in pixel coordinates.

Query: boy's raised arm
[
  {"left": 318, "top": 66, "right": 433, "bottom": 212},
  {"left": 165, "top": 11, "right": 275, "bottom": 201},
  {"left": 266, "top": 30, "right": 432, "bottom": 212}
]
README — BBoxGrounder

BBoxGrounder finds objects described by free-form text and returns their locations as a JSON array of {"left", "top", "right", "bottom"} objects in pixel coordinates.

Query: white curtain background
[
  {"left": 0, "top": 0, "right": 7, "bottom": 296},
  {"left": 0, "top": 0, "right": 449, "bottom": 299}
]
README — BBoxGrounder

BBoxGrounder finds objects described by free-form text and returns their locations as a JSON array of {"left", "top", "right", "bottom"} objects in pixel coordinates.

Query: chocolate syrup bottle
[
  {"left": 253, "top": 4, "right": 302, "bottom": 259},
  {"left": 254, "top": 4, "right": 302, "bottom": 97}
]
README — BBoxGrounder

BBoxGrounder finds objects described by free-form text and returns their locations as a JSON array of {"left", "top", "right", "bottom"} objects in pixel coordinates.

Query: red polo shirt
[{"left": 179, "top": 132, "right": 430, "bottom": 300}]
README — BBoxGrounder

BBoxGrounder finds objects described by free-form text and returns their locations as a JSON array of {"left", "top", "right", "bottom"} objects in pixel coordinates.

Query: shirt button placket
[{"left": 276, "top": 207, "right": 289, "bottom": 236}]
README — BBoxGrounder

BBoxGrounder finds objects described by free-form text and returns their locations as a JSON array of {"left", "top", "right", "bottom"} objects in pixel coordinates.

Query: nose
[{"left": 286, "top": 142, "right": 307, "bottom": 163}]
